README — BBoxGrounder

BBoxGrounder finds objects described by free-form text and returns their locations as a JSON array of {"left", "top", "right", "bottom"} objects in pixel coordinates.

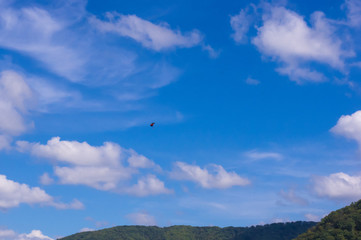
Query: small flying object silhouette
[{"left": 150, "top": 122, "right": 155, "bottom": 127}]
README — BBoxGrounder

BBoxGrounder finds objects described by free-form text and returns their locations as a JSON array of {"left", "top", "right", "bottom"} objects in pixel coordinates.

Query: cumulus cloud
[
  {"left": 17, "top": 137, "right": 123, "bottom": 167},
  {"left": 252, "top": 7, "right": 353, "bottom": 82},
  {"left": 0, "top": 228, "right": 53, "bottom": 240},
  {"left": 312, "top": 172, "right": 361, "bottom": 201},
  {"left": 231, "top": 4, "right": 355, "bottom": 83},
  {"left": 0, "top": 174, "right": 82, "bottom": 210},
  {"left": 17, "top": 137, "right": 170, "bottom": 196},
  {"left": 125, "top": 175, "right": 173, "bottom": 197},
  {"left": 54, "top": 166, "right": 129, "bottom": 191},
  {"left": 126, "top": 212, "right": 157, "bottom": 226},
  {"left": 90, "top": 13, "right": 203, "bottom": 51},
  {"left": 331, "top": 110, "right": 361, "bottom": 147},
  {"left": 170, "top": 162, "right": 250, "bottom": 189},
  {"left": 16, "top": 230, "right": 53, "bottom": 240}
]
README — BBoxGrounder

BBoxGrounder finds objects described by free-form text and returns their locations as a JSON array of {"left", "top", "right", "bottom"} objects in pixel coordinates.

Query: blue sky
[{"left": 1, "top": 0, "right": 361, "bottom": 239}]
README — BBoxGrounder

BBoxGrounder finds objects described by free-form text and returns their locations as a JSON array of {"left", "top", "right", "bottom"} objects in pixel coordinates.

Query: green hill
[
  {"left": 294, "top": 200, "right": 361, "bottom": 240},
  {"left": 59, "top": 222, "right": 316, "bottom": 240}
]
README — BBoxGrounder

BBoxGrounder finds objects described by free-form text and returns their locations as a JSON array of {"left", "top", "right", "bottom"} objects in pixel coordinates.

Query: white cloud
[
  {"left": 126, "top": 212, "right": 157, "bottom": 226},
  {"left": 279, "top": 189, "right": 308, "bottom": 206},
  {"left": 305, "top": 213, "right": 321, "bottom": 222},
  {"left": 245, "top": 77, "right": 260, "bottom": 85},
  {"left": 0, "top": 135, "right": 11, "bottom": 150},
  {"left": 345, "top": 0, "right": 361, "bottom": 28},
  {"left": 0, "top": 1, "right": 182, "bottom": 106},
  {"left": 79, "top": 228, "right": 94, "bottom": 233},
  {"left": 49, "top": 199, "right": 84, "bottom": 210},
  {"left": 125, "top": 175, "right": 173, "bottom": 197},
  {"left": 312, "top": 172, "right": 361, "bottom": 201},
  {"left": 251, "top": 7, "right": 353, "bottom": 83},
  {"left": 245, "top": 150, "right": 283, "bottom": 161},
  {"left": 17, "top": 137, "right": 123, "bottom": 167},
  {"left": 331, "top": 110, "right": 361, "bottom": 147},
  {"left": 0, "top": 229, "right": 16, "bottom": 239},
  {"left": 0, "top": 228, "right": 53, "bottom": 240},
  {"left": 90, "top": 13, "right": 203, "bottom": 51},
  {"left": 0, "top": 174, "right": 82, "bottom": 210},
  {"left": 127, "top": 149, "right": 156, "bottom": 169},
  {"left": 0, "top": 4, "right": 85, "bottom": 82},
  {"left": 54, "top": 166, "right": 130, "bottom": 191},
  {"left": 170, "top": 162, "right": 250, "bottom": 189},
  {"left": 0, "top": 70, "right": 34, "bottom": 137},
  {"left": 17, "top": 137, "right": 170, "bottom": 195},
  {"left": 39, "top": 173, "right": 54, "bottom": 185},
  {"left": 16, "top": 230, "right": 53, "bottom": 240},
  {"left": 230, "top": 7, "right": 253, "bottom": 44}
]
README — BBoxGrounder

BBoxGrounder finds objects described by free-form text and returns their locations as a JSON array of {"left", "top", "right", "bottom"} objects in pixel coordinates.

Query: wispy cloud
[
  {"left": 245, "top": 77, "right": 260, "bottom": 85},
  {"left": 170, "top": 162, "right": 250, "bottom": 189},
  {"left": 279, "top": 189, "right": 309, "bottom": 206},
  {"left": 245, "top": 150, "right": 283, "bottom": 161},
  {"left": 90, "top": 13, "right": 203, "bottom": 51},
  {"left": 230, "top": 5, "right": 255, "bottom": 44},
  {"left": 126, "top": 211, "right": 157, "bottom": 226},
  {"left": 305, "top": 213, "right": 321, "bottom": 222},
  {"left": 345, "top": 0, "right": 361, "bottom": 28}
]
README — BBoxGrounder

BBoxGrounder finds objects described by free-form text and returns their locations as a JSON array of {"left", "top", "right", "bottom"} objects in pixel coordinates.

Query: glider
[{"left": 150, "top": 122, "right": 155, "bottom": 127}]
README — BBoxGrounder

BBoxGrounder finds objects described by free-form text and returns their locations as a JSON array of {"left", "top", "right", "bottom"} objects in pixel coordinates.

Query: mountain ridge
[{"left": 59, "top": 221, "right": 317, "bottom": 240}]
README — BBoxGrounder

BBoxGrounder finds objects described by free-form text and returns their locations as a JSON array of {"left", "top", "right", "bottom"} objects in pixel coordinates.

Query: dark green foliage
[
  {"left": 294, "top": 199, "right": 361, "bottom": 240},
  {"left": 59, "top": 221, "right": 316, "bottom": 240}
]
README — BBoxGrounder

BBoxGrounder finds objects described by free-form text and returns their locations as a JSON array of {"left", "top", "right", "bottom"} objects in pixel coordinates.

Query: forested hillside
[
  {"left": 59, "top": 221, "right": 316, "bottom": 240},
  {"left": 295, "top": 199, "right": 361, "bottom": 240}
]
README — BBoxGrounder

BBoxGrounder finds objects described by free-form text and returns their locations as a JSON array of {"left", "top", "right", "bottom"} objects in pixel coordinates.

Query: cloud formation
[
  {"left": 231, "top": 3, "right": 356, "bottom": 83},
  {"left": 312, "top": 172, "right": 361, "bottom": 201},
  {"left": 90, "top": 13, "right": 203, "bottom": 51},
  {"left": 245, "top": 150, "right": 283, "bottom": 161},
  {"left": 0, "top": 174, "right": 83, "bottom": 210},
  {"left": 230, "top": 7, "right": 254, "bottom": 44},
  {"left": 345, "top": 0, "right": 361, "bottom": 28},
  {"left": 331, "top": 110, "right": 361, "bottom": 147},
  {"left": 252, "top": 7, "right": 352, "bottom": 82},
  {"left": 126, "top": 212, "right": 157, "bottom": 226},
  {"left": 0, "top": 0, "right": 181, "bottom": 99},
  {"left": 0, "top": 70, "right": 34, "bottom": 137},
  {"left": 279, "top": 189, "right": 308, "bottom": 206},
  {"left": 17, "top": 137, "right": 170, "bottom": 196},
  {"left": 170, "top": 162, "right": 250, "bottom": 189},
  {"left": 124, "top": 175, "right": 173, "bottom": 197},
  {"left": 0, "top": 229, "right": 53, "bottom": 240}
]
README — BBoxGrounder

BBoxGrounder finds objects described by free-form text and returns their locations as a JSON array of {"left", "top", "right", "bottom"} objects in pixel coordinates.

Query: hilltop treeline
[
  {"left": 60, "top": 221, "right": 316, "bottom": 240},
  {"left": 295, "top": 200, "right": 361, "bottom": 240}
]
